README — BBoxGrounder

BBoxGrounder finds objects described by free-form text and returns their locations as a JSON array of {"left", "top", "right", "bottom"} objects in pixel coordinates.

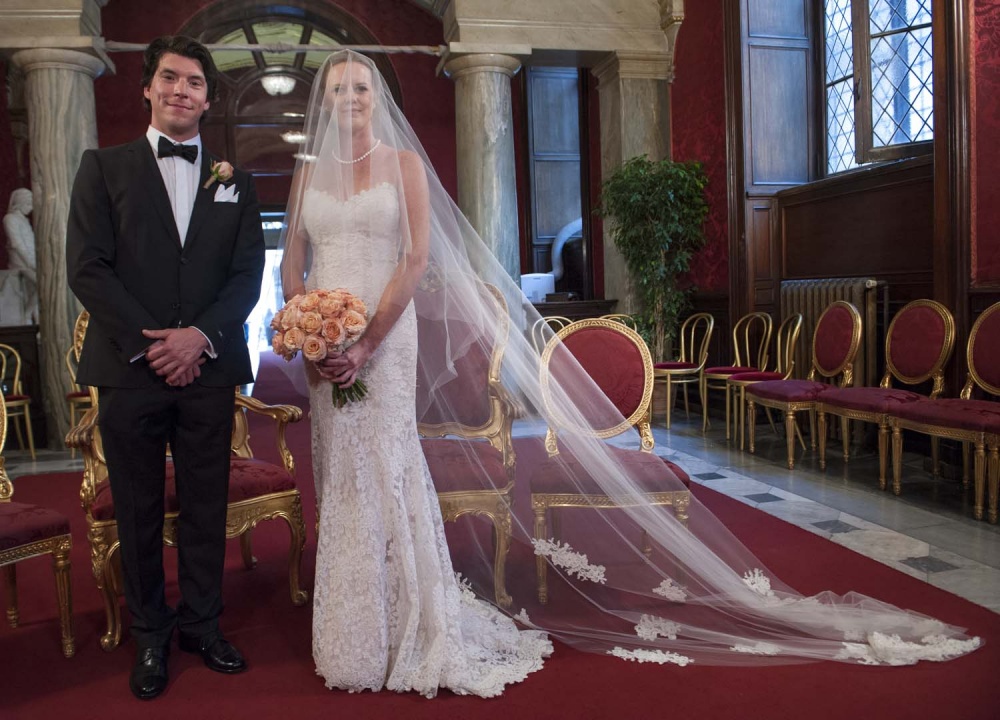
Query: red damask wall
[
  {"left": 96, "top": 0, "right": 454, "bottom": 207},
  {"left": 974, "top": 1, "right": 1000, "bottom": 285},
  {"left": 670, "top": 4, "right": 729, "bottom": 293}
]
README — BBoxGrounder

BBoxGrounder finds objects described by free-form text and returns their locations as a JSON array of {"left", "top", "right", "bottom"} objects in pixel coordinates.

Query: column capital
[
  {"left": 593, "top": 50, "right": 674, "bottom": 87},
  {"left": 443, "top": 52, "right": 523, "bottom": 81},
  {"left": 12, "top": 47, "right": 111, "bottom": 78}
]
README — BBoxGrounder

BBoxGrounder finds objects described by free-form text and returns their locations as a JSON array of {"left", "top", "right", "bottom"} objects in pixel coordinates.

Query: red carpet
[{"left": 2, "top": 353, "right": 997, "bottom": 719}]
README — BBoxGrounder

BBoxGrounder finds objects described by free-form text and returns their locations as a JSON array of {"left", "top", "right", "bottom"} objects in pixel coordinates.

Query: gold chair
[
  {"left": 747, "top": 301, "right": 862, "bottom": 470},
  {"left": 64, "top": 311, "right": 309, "bottom": 651},
  {"left": 727, "top": 313, "right": 804, "bottom": 450},
  {"left": 701, "top": 312, "right": 773, "bottom": 438},
  {"left": 0, "top": 399, "right": 75, "bottom": 657},
  {"left": 530, "top": 317, "right": 692, "bottom": 603},
  {"left": 599, "top": 313, "right": 640, "bottom": 331},
  {"left": 653, "top": 313, "right": 714, "bottom": 428},
  {"left": 531, "top": 315, "right": 572, "bottom": 353},
  {"left": 64, "top": 347, "right": 94, "bottom": 451},
  {"left": 889, "top": 301, "right": 1000, "bottom": 522},
  {"left": 419, "top": 284, "right": 517, "bottom": 607},
  {"left": 817, "top": 300, "right": 955, "bottom": 492},
  {"left": 0, "top": 343, "right": 36, "bottom": 459}
]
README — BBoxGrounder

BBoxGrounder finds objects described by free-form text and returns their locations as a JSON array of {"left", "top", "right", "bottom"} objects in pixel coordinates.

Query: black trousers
[{"left": 98, "top": 383, "right": 235, "bottom": 649}]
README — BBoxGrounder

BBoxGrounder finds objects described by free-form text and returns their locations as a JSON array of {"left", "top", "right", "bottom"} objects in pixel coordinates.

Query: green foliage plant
[{"left": 598, "top": 155, "right": 709, "bottom": 361}]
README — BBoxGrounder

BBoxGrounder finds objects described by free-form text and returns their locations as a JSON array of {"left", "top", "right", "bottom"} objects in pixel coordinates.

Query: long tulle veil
[{"left": 278, "top": 51, "right": 981, "bottom": 667}]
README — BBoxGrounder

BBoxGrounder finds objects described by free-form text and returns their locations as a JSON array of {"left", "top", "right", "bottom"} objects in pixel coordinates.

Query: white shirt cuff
[{"left": 192, "top": 326, "right": 217, "bottom": 358}]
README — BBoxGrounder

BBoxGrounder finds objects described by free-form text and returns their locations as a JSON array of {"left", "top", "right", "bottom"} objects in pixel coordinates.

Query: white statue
[{"left": 2, "top": 188, "right": 38, "bottom": 324}]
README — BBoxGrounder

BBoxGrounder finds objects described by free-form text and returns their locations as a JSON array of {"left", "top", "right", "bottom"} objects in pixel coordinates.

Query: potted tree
[{"left": 598, "top": 155, "right": 709, "bottom": 361}]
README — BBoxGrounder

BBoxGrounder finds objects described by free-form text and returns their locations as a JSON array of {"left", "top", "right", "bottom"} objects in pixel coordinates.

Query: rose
[
  {"left": 318, "top": 295, "right": 345, "bottom": 318},
  {"left": 321, "top": 318, "right": 345, "bottom": 345},
  {"left": 298, "top": 293, "right": 321, "bottom": 313},
  {"left": 342, "top": 309, "right": 366, "bottom": 337},
  {"left": 301, "top": 334, "right": 328, "bottom": 362},
  {"left": 271, "top": 331, "right": 285, "bottom": 356},
  {"left": 283, "top": 327, "right": 306, "bottom": 352},
  {"left": 279, "top": 306, "right": 300, "bottom": 331},
  {"left": 269, "top": 314, "right": 282, "bottom": 331},
  {"left": 203, "top": 160, "right": 234, "bottom": 189},
  {"left": 347, "top": 296, "right": 367, "bottom": 315},
  {"left": 300, "top": 310, "right": 323, "bottom": 335}
]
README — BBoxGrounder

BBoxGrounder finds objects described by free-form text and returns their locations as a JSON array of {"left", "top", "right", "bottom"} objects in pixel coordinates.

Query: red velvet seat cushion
[
  {"left": 0, "top": 502, "right": 70, "bottom": 551},
  {"left": 66, "top": 391, "right": 90, "bottom": 399},
  {"left": 421, "top": 438, "right": 508, "bottom": 492},
  {"left": 3, "top": 394, "right": 29, "bottom": 402},
  {"left": 745, "top": 379, "right": 831, "bottom": 403},
  {"left": 729, "top": 371, "right": 785, "bottom": 383},
  {"left": 820, "top": 387, "right": 924, "bottom": 414},
  {"left": 892, "top": 398, "right": 1000, "bottom": 434},
  {"left": 704, "top": 366, "right": 757, "bottom": 376},
  {"left": 530, "top": 444, "right": 690, "bottom": 495},
  {"left": 90, "top": 457, "right": 296, "bottom": 521},
  {"left": 654, "top": 361, "right": 697, "bottom": 370}
]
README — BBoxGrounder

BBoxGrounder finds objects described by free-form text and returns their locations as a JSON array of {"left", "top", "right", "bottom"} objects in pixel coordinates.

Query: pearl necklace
[{"left": 333, "top": 138, "right": 381, "bottom": 165}]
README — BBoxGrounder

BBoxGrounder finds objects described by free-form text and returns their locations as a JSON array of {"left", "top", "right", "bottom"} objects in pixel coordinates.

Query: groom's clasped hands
[{"left": 143, "top": 326, "right": 209, "bottom": 387}]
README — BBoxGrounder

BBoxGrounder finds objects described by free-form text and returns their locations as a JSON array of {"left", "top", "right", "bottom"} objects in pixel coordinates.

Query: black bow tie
[{"left": 157, "top": 136, "right": 198, "bottom": 163}]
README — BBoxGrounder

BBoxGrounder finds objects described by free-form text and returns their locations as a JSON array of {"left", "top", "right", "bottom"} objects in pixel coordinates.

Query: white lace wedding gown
[{"left": 301, "top": 182, "right": 552, "bottom": 698}]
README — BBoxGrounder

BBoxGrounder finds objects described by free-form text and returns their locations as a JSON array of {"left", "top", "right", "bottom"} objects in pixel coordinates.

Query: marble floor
[{"left": 8, "top": 406, "right": 999, "bottom": 615}]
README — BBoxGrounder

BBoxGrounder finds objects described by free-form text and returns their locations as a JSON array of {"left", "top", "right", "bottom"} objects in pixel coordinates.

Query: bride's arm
[
  {"left": 320, "top": 150, "right": 430, "bottom": 387},
  {"left": 279, "top": 166, "right": 312, "bottom": 301}
]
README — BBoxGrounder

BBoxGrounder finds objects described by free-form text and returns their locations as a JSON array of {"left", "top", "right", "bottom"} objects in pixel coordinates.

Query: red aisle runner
[{"left": 1, "top": 352, "right": 996, "bottom": 720}]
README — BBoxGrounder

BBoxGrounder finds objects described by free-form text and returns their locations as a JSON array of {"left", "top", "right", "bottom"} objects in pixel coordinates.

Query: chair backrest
[
  {"left": 600, "top": 313, "right": 639, "bottom": 331},
  {"left": 0, "top": 343, "right": 24, "bottom": 396},
  {"left": 71, "top": 312, "right": 98, "bottom": 404},
  {"left": 417, "top": 284, "right": 516, "bottom": 469},
  {"left": 675, "top": 313, "right": 715, "bottom": 368},
  {"left": 540, "top": 317, "right": 655, "bottom": 451},
  {"left": 531, "top": 315, "right": 572, "bottom": 353},
  {"left": 773, "top": 313, "right": 804, "bottom": 377},
  {"left": 883, "top": 299, "right": 955, "bottom": 395},
  {"left": 963, "top": 300, "right": 1000, "bottom": 399},
  {"left": 809, "top": 301, "right": 862, "bottom": 384},
  {"left": 731, "top": 312, "right": 773, "bottom": 369}
]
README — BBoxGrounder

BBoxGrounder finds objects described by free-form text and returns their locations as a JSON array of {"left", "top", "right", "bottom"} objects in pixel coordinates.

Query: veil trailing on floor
[{"left": 278, "top": 51, "right": 981, "bottom": 667}]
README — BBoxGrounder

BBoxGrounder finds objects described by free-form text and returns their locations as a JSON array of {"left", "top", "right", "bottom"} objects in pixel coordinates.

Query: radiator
[{"left": 779, "top": 278, "right": 887, "bottom": 389}]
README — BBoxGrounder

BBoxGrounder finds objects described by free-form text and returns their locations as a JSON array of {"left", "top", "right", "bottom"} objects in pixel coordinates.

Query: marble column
[
  {"left": 12, "top": 48, "right": 106, "bottom": 445},
  {"left": 593, "top": 51, "right": 673, "bottom": 314},
  {"left": 444, "top": 53, "right": 522, "bottom": 282}
]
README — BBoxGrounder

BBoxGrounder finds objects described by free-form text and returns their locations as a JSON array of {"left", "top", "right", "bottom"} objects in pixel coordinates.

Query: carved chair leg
[
  {"left": 284, "top": 496, "right": 309, "bottom": 606},
  {"left": 973, "top": 439, "right": 986, "bottom": 522},
  {"left": 533, "top": 503, "right": 548, "bottom": 604},
  {"left": 808, "top": 409, "right": 816, "bottom": 450},
  {"left": 52, "top": 539, "right": 75, "bottom": 658},
  {"left": 3, "top": 564, "right": 18, "bottom": 628},
  {"left": 817, "top": 411, "right": 828, "bottom": 470},
  {"left": 240, "top": 531, "right": 257, "bottom": 570},
  {"left": 932, "top": 436, "right": 941, "bottom": 477},
  {"left": 701, "top": 375, "right": 709, "bottom": 432},
  {"left": 840, "top": 416, "right": 850, "bottom": 461},
  {"left": 22, "top": 405, "right": 35, "bottom": 460},
  {"left": 664, "top": 376, "right": 672, "bottom": 428},
  {"left": 877, "top": 420, "right": 889, "bottom": 491},
  {"left": 724, "top": 380, "right": 732, "bottom": 441},
  {"left": 747, "top": 400, "right": 757, "bottom": 454},
  {"left": 98, "top": 541, "right": 124, "bottom": 652},
  {"left": 962, "top": 442, "right": 970, "bottom": 489},
  {"left": 891, "top": 426, "right": 904, "bottom": 496},
  {"left": 988, "top": 441, "right": 999, "bottom": 525},
  {"left": 491, "top": 509, "right": 512, "bottom": 609},
  {"left": 785, "top": 410, "right": 797, "bottom": 470},
  {"left": 675, "top": 493, "right": 691, "bottom": 526}
]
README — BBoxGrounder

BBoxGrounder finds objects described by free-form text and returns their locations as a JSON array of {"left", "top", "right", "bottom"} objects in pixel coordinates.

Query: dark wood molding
[{"left": 724, "top": 0, "right": 748, "bottom": 323}]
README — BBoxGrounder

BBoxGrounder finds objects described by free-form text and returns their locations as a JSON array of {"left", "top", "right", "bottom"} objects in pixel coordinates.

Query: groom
[{"left": 67, "top": 36, "right": 264, "bottom": 700}]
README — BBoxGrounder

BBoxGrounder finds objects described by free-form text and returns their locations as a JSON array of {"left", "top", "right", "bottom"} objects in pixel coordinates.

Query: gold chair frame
[
  {"left": 64, "top": 312, "right": 309, "bottom": 651},
  {"left": 599, "top": 313, "right": 640, "bottom": 331},
  {"left": 0, "top": 342, "right": 36, "bottom": 459},
  {"left": 728, "top": 313, "right": 804, "bottom": 450},
  {"left": 532, "top": 318, "right": 690, "bottom": 603},
  {"left": 817, "top": 300, "right": 955, "bottom": 492},
  {"left": 702, "top": 312, "right": 773, "bottom": 438},
  {"left": 64, "top": 346, "right": 94, "bottom": 455},
  {"left": 890, "top": 302, "right": 1000, "bottom": 523},
  {"left": 653, "top": 313, "right": 714, "bottom": 429},
  {"left": 531, "top": 315, "right": 572, "bottom": 353},
  {"left": 419, "top": 285, "right": 517, "bottom": 608},
  {"left": 0, "top": 399, "right": 74, "bottom": 657},
  {"left": 747, "top": 301, "right": 862, "bottom": 470}
]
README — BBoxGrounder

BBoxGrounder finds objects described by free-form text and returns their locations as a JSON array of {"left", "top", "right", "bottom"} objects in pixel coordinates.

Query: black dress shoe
[
  {"left": 179, "top": 632, "right": 247, "bottom": 674},
  {"left": 130, "top": 646, "right": 169, "bottom": 700}
]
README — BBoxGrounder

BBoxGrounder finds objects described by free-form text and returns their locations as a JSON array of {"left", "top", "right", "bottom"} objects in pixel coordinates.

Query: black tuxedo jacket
[{"left": 67, "top": 137, "right": 265, "bottom": 388}]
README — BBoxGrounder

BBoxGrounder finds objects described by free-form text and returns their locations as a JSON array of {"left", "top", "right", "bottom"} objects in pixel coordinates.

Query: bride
[{"left": 280, "top": 51, "right": 980, "bottom": 698}]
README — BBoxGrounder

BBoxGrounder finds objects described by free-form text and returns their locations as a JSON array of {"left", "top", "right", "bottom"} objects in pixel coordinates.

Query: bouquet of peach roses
[{"left": 271, "top": 288, "right": 369, "bottom": 407}]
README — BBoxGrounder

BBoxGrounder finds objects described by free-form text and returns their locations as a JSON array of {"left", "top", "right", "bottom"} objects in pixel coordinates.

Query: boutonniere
[{"left": 203, "top": 160, "right": 234, "bottom": 190}]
